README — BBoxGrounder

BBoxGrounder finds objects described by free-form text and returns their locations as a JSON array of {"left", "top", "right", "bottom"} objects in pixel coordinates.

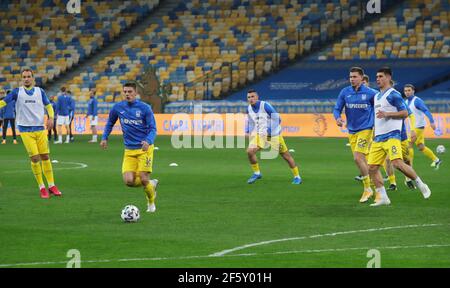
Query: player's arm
[
  {"left": 93, "top": 99, "right": 98, "bottom": 117},
  {"left": 100, "top": 106, "right": 119, "bottom": 149},
  {"left": 415, "top": 98, "right": 436, "bottom": 129},
  {"left": 41, "top": 89, "right": 54, "bottom": 129},
  {"left": 0, "top": 89, "right": 19, "bottom": 109},
  {"left": 143, "top": 106, "right": 157, "bottom": 151},
  {"left": 333, "top": 90, "right": 345, "bottom": 126},
  {"left": 245, "top": 108, "right": 255, "bottom": 135}
]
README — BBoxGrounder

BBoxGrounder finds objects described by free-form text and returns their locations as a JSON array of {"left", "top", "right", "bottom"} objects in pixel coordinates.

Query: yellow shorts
[
  {"left": 401, "top": 139, "right": 410, "bottom": 161},
  {"left": 368, "top": 138, "right": 403, "bottom": 166},
  {"left": 249, "top": 134, "right": 288, "bottom": 154},
  {"left": 348, "top": 129, "right": 373, "bottom": 155},
  {"left": 414, "top": 128, "right": 425, "bottom": 146},
  {"left": 20, "top": 130, "right": 49, "bottom": 157},
  {"left": 122, "top": 146, "right": 154, "bottom": 174}
]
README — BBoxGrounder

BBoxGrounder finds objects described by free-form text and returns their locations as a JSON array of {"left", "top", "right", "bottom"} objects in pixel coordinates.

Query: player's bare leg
[
  {"left": 354, "top": 152, "right": 373, "bottom": 202},
  {"left": 391, "top": 159, "right": 431, "bottom": 199},
  {"left": 368, "top": 164, "right": 391, "bottom": 206},
  {"left": 247, "top": 147, "right": 262, "bottom": 184}
]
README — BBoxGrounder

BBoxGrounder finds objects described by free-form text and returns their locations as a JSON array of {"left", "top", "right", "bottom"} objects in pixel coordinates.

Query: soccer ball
[
  {"left": 121, "top": 205, "right": 140, "bottom": 222},
  {"left": 436, "top": 145, "right": 446, "bottom": 154}
]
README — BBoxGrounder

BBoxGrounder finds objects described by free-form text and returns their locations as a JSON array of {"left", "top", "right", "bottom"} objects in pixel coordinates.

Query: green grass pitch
[{"left": 0, "top": 135, "right": 449, "bottom": 268}]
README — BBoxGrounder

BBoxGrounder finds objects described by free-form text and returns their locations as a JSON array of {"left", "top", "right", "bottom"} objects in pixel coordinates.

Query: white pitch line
[
  {"left": 0, "top": 224, "right": 448, "bottom": 267},
  {"left": 0, "top": 243, "right": 449, "bottom": 268},
  {"left": 2, "top": 161, "right": 88, "bottom": 173},
  {"left": 210, "top": 223, "right": 445, "bottom": 257}
]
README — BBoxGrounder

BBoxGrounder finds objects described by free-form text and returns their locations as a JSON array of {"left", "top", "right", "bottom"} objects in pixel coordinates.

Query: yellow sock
[
  {"left": 31, "top": 162, "right": 45, "bottom": 188},
  {"left": 41, "top": 159, "right": 55, "bottom": 186},
  {"left": 362, "top": 175, "right": 371, "bottom": 190},
  {"left": 388, "top": 175, "right": 396, "bottom": 185},
  {"left": 144, "top": 183, "right": 156, "bottom": 204},
  {"left": 422, "top": 146, "right": 438, "bottom": 162},
  {"left": 409, "top": 147, "right": 414, "bottom": 166},
  {"left": 251, "top": 163, "right": 260, "bottom": 174},
  {"left": 134, "top": 176, "right": 142, "bottom": 187},
  {"left": 291, "top": 166, "right": 300, "bottom": 177}
]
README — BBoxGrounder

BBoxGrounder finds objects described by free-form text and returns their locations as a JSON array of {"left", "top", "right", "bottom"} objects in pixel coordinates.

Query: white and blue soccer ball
[
  {"left": 121, "top": 205, "right": 140, "bottom": 222},
  {"left": 436, "top": 145, "right": 446, "bottom": 154}
]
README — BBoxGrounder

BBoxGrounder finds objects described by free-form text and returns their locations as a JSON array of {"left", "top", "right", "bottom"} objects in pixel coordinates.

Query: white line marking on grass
[
  {"left": 0, "top": 243, "right": 449, "bottom": 267},
  {"left": 210, "top": 223, "right": 444, "bottom": 256},
  {"left": 2, "top": 161, "right": 88, "bottom": 173},
  {"left": 0, "top": 224, "right": 448, "bottom": 267}
]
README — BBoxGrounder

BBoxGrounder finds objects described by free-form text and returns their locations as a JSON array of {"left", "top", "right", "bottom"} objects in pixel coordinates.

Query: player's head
[
  {"left": 123, "top": 82, "right": 137, "bottom": 103},
  {"left": 362, "top": 74, "right": 370, "bottom": 86},
  {"left": 0, "top": 89, "right": 5, "bottom": 98},
  {"left": 89, "top": 87, "right": 96, "bottom": 97},
  {"left": 246, "top": 89, "right": 259, "bottom": 105},
  {"left": 21, "top": 68, "right": 34, "bottom": 88},
  {"left": 404, "top": 84, "right": 415, "bottom": 98},
  {"left": 376, "top": 67, "right": 393, "bottom": 89},
  {"left": 60, "top": 86, "right": 67, "bottom": 94},
  {"left": 349, "top": 67, "right": 364, "bottom": 88}
]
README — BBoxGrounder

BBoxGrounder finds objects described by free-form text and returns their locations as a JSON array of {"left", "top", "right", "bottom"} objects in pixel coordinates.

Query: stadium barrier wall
[{"left": 2, "top": 113, "right": 450, "bottom": 138}]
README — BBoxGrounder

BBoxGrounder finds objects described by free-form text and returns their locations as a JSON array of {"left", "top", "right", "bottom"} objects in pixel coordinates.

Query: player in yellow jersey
[
  {"left": 404, "top": 84, "right": 442, "bottom": 169},
  {"left": 245, "top": 89, "right": 302, "bottom": 184},
  {"left": 0, "top": 69, "right": 62, "bottom": 198}
]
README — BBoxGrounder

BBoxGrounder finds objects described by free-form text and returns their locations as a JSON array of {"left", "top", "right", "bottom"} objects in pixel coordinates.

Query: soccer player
[
  {"left": 362, "top": 74, "right": 370, "bottom": 87},
  {"left": 0, "top": 68, "right": 62, "bottom": 198},
  {"left": 333, "top": 67, "right": 377, "bottom": 203},
  {"left": 68, "top": 90, "right": 75, "bottom": 142},
  {"left": 404, "top": 84, "right": 442, "bottom": 169},
  {"left": 86, "top": 88, "right": 98, "bottom": 143},
  {"left": 246, "top": 89, "right": 302, "bottom": 184},
  {"left": 100, "top": 82, "right": 158, "bottom": 213},
  {"left": 0, "top": 89, "right": 5, "bottom": 131},
  {"left": 368, "top": 67, "right": 431, "bottom": 207},
  {"left": 47, "top": 95, "right": 58, "bottom": 142},
  {"left": 1, "top": 89, "right": 18, "bottom": 144},
  {"left": 55, "top": 87, "right": 72, "bottom": 144}
]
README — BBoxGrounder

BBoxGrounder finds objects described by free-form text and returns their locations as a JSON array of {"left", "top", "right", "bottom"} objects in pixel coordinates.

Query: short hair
[
  {"left": 363, "top": 74, "right": 369, "bottom": 82},
  {"left": 21, "top": 68, "right": 34, "bottom": 77},
  {"left": 67, "top": 90, "right": 72, "bottom": 94},
  {"left": 123, "top": 82, "right": 137, "bottom": 90},
  {"left": 349, "top": 67, "right": 364, "bottom": 76},
  {"left": 404, "top": 84, "right": 415, "bottom": 91},
  {"left": 247, "top": 89, "right": 257, "bottom": 94},
  {"left": 60, "top": 86, "right": 67, "bottom": 93},
  {"left": 377, "top": 66, "right": 393, "bottom": 76}
]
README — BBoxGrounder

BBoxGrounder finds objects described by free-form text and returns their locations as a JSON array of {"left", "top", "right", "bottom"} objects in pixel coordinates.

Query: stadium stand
[
  {"left": 60, "top": 0, "right": 380, "bottom": 104},
  {"left": 0, "top": 0, "right": 159, "bottom": 90},
  {"left": 316, "top": 0, "right": 450, "bottom": 60}
]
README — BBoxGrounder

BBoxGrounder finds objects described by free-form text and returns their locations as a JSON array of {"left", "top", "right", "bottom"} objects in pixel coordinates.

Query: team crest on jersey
[
  {"left": 136, "top": 110, "right": 141, "bottom": 118},
  {"left": 361, "top": 94, "right": 367, "bottom": 100}
]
